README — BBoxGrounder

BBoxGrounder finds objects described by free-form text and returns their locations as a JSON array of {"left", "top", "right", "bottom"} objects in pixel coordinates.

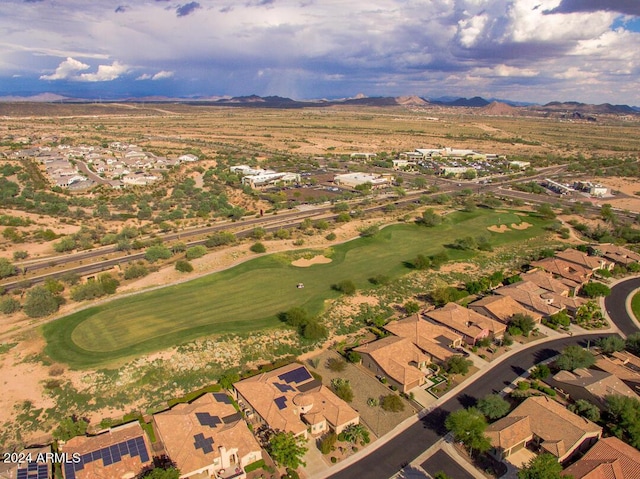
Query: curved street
[{"left": 325, "top": 277, "right": 640, "bottom": 479}]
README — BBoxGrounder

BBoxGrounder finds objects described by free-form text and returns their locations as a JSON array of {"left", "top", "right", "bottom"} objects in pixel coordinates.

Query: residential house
[
  {"left": 547, "top": 368, "right": 639, "bottom": 408},
  {"left": 530, "top": 257, "right": 592, "bottom": 286},
  {"left": 469, "top": 295, "right": 542, "bottom": 325},
  {"left": 555, "top": 248, "right": 612, "bottom": 272},
  {"left": 495, "top": 281, "right": 563, "bottom": 318},
  {"left": 592, "top": 244, "right": 640, "bottom": 266},
  {"left": 233, "top": 363, "right": 359, "bottom": 439},
  {"left": 424, "top": 303, "right": 506, "bottom": 344},
  {"left": 563, "top": 436, "right": 640, "bottom": 479},
  {"left": 384, "top": 314, "right": 463, "bottom": 362},
  {"left": 0, "top": 445, "right": 51, "bottom": 479},
  {"left": 60, "top": 421, "right": 152, "bottom": 479},
  {"left": 153, "top": 393, "right": 262, "bottom": 479},
  {"left": 486, "top": 396, "right": 602, "bottom": 463},
  {"left": 594, "top": 351, "right": 640, "bottom": 394},
  {"left": 354, "top": 336, "right": 431, "bottom": 393},
  {"left": 522, "top": 269, "right": 575, "bottom": 296}
]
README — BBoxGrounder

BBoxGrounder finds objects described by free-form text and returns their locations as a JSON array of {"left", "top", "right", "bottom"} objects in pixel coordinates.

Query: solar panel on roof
[
  {"left": 37, "top": 464, "right": 48, "bottom": 479},
  {"left": 274, "top": 382, "right": 295, "bottom": 393},
  {"left": 195, "top": 412, "right": 222, "bottom": 428},
  {"left": 212, "top": 392, "right": 232, "bottom": 404},
  {"left": 61, "top": 435, "right": 150, "bottom": 479},
  {"left": 28, "top": 463, "right": 37, "bottom": 471},
  {"left": 193, "top": 433, "right": 215, "bottom": 454},
  {"left": 274, "top": 396, "right": 288, "bottom": 410},
  {"left": 63, "top": 463, "right": 75, "bottom": 479},
  {"left": 17, "top": 470, "right": 28, "bottom": 479},
  {"left": 278, "top": 366, "right": 312, "bottom": 384}
]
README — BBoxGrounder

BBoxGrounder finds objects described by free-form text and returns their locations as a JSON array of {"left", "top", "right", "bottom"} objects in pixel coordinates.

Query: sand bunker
[
  {"left": 511, "top": 222, "right": 533, "bottom": 230},
  {"left": 487, "top": 224, "right": 509, "bottom": 233},
  {"left": 291, "top": 255, "right": 332, "bottom": 267}
]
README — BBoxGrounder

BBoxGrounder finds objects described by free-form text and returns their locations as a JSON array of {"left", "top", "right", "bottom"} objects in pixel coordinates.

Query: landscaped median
[{"left": 42, "top": 209, "right": 552, "bottom": 368}]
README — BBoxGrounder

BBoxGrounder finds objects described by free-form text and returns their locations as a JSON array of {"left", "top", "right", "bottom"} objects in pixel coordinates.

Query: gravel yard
[{"left": 306, "top": 350, "right": 415, "bottom": 438}]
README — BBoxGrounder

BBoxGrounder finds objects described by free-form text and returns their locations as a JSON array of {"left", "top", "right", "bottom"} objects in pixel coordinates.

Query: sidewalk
[{"left": 308, "top": 327, "right": 591, "bottom": 479}]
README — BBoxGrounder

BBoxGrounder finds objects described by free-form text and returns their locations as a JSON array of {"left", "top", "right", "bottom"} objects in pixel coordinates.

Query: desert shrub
[
  {"left": 175, "top": 260, "right": 194, "bottom": 273},
  {"left": 250, "top": 242, "right": 266, "bottom": 253},
  {"left": 124, "top": 263, "right": 149, "bottom": 280},
  {"left": 185, "top": 245, "right": 207, "bottom": 260},
  {"left": 0, "top": 297, "right": 21, "bottom": 314}
]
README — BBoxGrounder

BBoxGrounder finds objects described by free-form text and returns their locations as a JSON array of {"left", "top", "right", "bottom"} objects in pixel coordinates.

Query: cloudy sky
[{"left": 1, "top": 0, "right": 639, "bottom": 104}]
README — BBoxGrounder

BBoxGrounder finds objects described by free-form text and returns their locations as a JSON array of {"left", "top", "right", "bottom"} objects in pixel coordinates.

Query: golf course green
[{"left": 43, "top": 209, "right": 550, "bottom": 368}]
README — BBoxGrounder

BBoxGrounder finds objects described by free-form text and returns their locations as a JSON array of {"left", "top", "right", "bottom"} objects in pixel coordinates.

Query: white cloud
[
  {"left": 136, "top": 73, "right": 152, "bottom": 80},
  {"left": 40, "top": 57, "right": 89, "bottom": 80},
  {"left": 152, "top": 70, "right": 174, "bottom": 80},
  {"left": 78, "top": 61, "right": 128, "bottom": 82}
]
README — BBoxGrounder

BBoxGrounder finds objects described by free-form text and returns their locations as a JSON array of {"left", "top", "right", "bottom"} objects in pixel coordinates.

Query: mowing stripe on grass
[{"left": 43, "top": 210, "right": 551, "bottom": 368}]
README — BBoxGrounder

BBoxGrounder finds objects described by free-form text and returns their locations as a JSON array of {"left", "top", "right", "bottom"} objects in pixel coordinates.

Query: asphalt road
[
  {"left": 604, "top": 276, "right": 640, "bottom": 337},
  {"left": 327, "top": 333, "right": 611, "bottom": 479}
]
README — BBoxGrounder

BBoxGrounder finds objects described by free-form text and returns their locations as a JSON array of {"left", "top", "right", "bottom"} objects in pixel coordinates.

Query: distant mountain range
[{"left": 0, "top": 92, "right": 638, "bottom": 117}]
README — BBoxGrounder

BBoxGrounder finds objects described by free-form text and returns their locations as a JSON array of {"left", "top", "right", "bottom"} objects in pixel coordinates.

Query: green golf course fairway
[{"left": 43, "top": 209, "right": 550, "bottom": 368}]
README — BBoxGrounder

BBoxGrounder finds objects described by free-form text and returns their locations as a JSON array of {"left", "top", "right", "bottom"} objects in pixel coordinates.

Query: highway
[
  {"left": 2, "top": 165, "right": 566, "bottom": 289},
  {"left": 327, "top": 279, "right": 638, "bottom": 479}
]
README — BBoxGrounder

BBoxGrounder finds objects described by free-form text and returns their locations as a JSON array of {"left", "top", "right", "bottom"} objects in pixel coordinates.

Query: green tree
[
  {"left": 319, "top": 432, "right": 337, "bottom": 455},
  {"left": 141, "top": 467, "right": 181, "bottom": 479},
  {"left": 204, "top": 231, "right": 236, "bottom": 247},
  {"left": 251, "top": 227, "right": 266, "bottom": 239},
  {"left": 346, "top": 350, "right": 361, "bottom": 363},
  {"left": 301, "top": 320, "right": 327, "bottom": 341},
  {"left": 175, "top": 259, "right": 194, "bottom": 273},
  {"left": 518, "top": 453, "right": 566, "bottom": 479},
  {"left": 53, "top": 236, "right": 77, "bottom": 253},
  {"left": 380, "top": 394, "right": 405, "bottom": 412},
  {"left": 280, "top": 307, "right": 310, "bottom": 327},
  {"left": 597, "top": 336, "right": 626, "bottom": 354},
  {"left": 43, "top": 278, "right": 64, "bottom": 295},
  {"left": 434, "top": 473, "right": 453, "bottom": 479},
  {"left": 535, "top": 203, "right": 557, "bottom": 220},
  {"left": 332, "top": 280, "right": 356, "bottom": 295},
  {"left": 0, "top": 258, "right": 17, "bottom": 279},
  {"left": 556, "top": 345, "right": 595, "bottom": 371},
  {"left": 546, "top": 310, "right": 571, "bottom": 329},
  {"left": 443, "top": 356, "right": 473, "bottom": 375},
  {"left": 476, "top": 394, "right": 511, "bottom": 420},
  {"left": 404, "top": 301, "right": 420, "bottom": 315},
  {"left": 145, "top": 245, "right": 172, "bottom": 262},
  {"left": 530, "top": 364, "right": 551, "bottom": 380},
  {"left": 267, "top": 431, "right": 307, "bottom": 469},
  {"left": 331, "top": 378, "right": 354, "bottom": 402},
  {"left": 569, "top": 399, "right": 601, "bottom": 422},
  {"left": 98, "top": 273, "right": 119, "bottom": 294},
  {"left": 420, "top": 208, "right": 442, "bottom": 227},
  {"left": 23, "top": 286, "right": 59, "bottom": 318},
  {"left": 626, "top": 332, "right": 640, "bottom": 355},
  {"left": 53, "top": 417, "right": 88, "bottom": 441},
  {"left": 445, "top": 408, "right": 491, "bottom": 455},
  {"left": 605, "top": 394, "right": 640, "bottom": 448},
  {"left": 218, "top": 372, "right": 240, "bottom": 390},
  {"left": 508, "top": 314, "right": 536, "bottom": 337},
  {"left": 412, "top": 254, "right": 431, "bottom": 270},
  {"left": 581, "top": 282, "right": 611, "bottom": 298}
]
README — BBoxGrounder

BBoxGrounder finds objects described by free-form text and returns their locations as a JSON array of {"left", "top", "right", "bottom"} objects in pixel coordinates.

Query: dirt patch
[
  {"left": 291, "top": 255, "right": 332, "bottom": 267},
  {"left": 510, "top": 222, "right": 532, "bottom": 230},
  {"left": 487, "top": 224, "right": 509, "bottom": 233}
]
